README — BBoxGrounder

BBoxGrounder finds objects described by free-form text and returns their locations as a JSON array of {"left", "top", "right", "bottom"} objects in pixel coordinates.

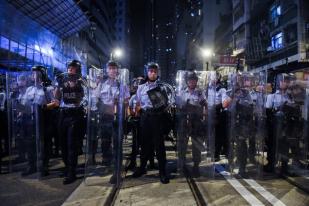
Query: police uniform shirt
[
  {"left": 21, "top": 85, "right": 54, "bottom": 106},
  {"left": 265, "top": 90, "right": 293, "bottom": 109},
  {"left": 208, "top": 86, "right": 229, "bottom": 107},
  {"left": 95, "top": 78, "right": 130, "bottom": 105},
  {"left": 136, "top": 81, "right": 159, "bottom": 110},
  {"left": 176, "top": 87, "right": 206, "bottom": 108},
  {"left": 250, "top": 90, "right": 257, "bottom": 102},
  {"left": 129, "top": 94, "right": 138, "bottom": 112},
  {"left": 0, "top": 91, "right": 5, "bottom": 111},
  {"left": 89, "top": 89, "right": 99, "bottom": 111}
]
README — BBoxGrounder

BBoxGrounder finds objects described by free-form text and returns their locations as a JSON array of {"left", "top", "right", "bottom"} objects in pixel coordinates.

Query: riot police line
[{"left": 1, "top": 61, "right": 308, "bottom": 186}]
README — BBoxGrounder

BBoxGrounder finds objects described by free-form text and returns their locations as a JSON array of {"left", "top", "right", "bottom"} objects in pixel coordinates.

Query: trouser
[
  {"left": 0, "top": 110, "right": 8, "bottom": 156},
  {"left": 177, "top": 115, "right": 203, "bottom": 167},
  {"left": 129, "top": 118, "right": 141, "bottom": 164},
  {"left": 87, "top": 111, "right": 99, "bottom": 162},
  {"left": 50, "top": 109, "right": 60, "bottom": 156},
  {"left": 234, "top": 114, "right": 254, "bottom": 172},
  {"left": 215, "top": 108, "right": 228, "bottom": 158},
  {"left": 100, "top": 113, "right": 123, "bottom": 173},
  {"left": 41, "top": 110, "right": 53, "bottom": 171},
  {"left": 140, "top": 111, "right": 166, "bottom": 174},
  {"left": 22, "top": 114, "right": 36, "bottom": 171},
  {"left": 58, "top": 107, "right": 85, "bottom": 176},
  {"left": 0, "top": 110, "right": 7, "bottom": 171},
  {"left": 100, "top": 114, "right": 115, "bottom": 163}
]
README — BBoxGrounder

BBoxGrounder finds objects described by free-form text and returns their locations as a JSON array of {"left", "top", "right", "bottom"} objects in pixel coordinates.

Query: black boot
[
  {"left": 63, "top": 168, "right": 76, "bottom": 185},
  {"left": 126, "top": 161, "right": 136, "bottom": 171},
  {"left": 21, "top": 166, "right": 37, "bottom": 176},
  {"left": 192, "top": 164, "right": 200, "bottom": 178},
  {"left": 109, "top": 173, "right": 120, "bottom": 184},
  {"left": 132, "top": 167, "right": 147, "bottom": 178},
  {"left": 148, "top": 159, "right": 157, "bottom": 170},
  {"left": 40, "top": 167, "right": 49, "bottom": 177},
  {"left": 263, "top": 163, "right": 275, "bottom": 173},
  {"left": 159, "top": 171, "right": 169, "bottom": 184},
  {"left": 280, "top": 161, "right": 288, "bottom": 175}
]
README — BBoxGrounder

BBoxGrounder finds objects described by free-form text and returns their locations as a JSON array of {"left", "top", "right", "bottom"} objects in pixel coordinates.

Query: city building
[{"left": 0, "top": 0, "right": 118, "bottom": 76}]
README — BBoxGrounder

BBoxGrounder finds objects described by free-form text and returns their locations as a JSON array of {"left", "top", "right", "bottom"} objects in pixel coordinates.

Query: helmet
[
  {"left": 236, "top": 72, "right": 255, "bottom": 88},
  {"left": 106, "top": 60, "right": 119, "bottom": 68},
  {"left": 185, "top": 71, "right": 198, "bottom": 83},
  {"left": 275, "top": 73, "right": 294, "bottom": 90},
  {"left": 146, "top": 62, "right": 159, "bottom": 71},
  {"left": 31, "top": 65, "right": 50, "bottom": 85},
  {"left": 144, "top": 62, "right": 160, "bottom": 80},
  {"left": 132, "top": 76, "right": 145, "bottom": 87},
  {"left": 67, "top": 60, "right": 82, "bottom": 74}
]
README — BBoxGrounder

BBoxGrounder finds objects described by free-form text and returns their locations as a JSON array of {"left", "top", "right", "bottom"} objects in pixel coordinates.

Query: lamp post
[
  {"left": 201, "top": 48, "right": 214, "bottom": 71},
  {"left": 110, "top": 48, "right": 123, "bottom": 61}
]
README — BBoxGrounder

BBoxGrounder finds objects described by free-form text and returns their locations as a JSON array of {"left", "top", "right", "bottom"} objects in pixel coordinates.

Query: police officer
[
  {"left": 265, "top": 73, "right": 295, "bottom": 173},
  {"left": 176, "top": 71, "right": 207, "bottom": 177},
  {"left": 87, "top": 69, "right": 102, "bottom": 165},
  {"left": 229, "top": 73, "right": 255, "bottom": 176},
  {"left": 93, "top": 60, "right": 129, "bottom": 184},
  {"left": 20, "top": 66, "right": 55, "bottom": 176},
  {"left": 14, "top": 75, "right": 29, "bottom": 163},
  {"left": 54, "top": 60, "right": 86, "bottom": 184},
  {"left": 133, "top": 62, "right": 169, "bottom": 184},
  {"left": 210, "top": 72, "right": 229, "bottom": 161},
  {"left": 0, "top": 76, "right": 6, "bottom": 172},
  {"left": 127, "top": 76, "right": 145, "bottom": 170}
]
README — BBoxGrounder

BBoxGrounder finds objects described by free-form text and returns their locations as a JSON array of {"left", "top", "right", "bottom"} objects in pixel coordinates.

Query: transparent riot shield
[
  {"left": 84, "top": 67, "right": 129, "bottom": 186},
  {"left": 253, "top": 72, "right": 267, "bottom": 177},
  {"left": 6, "top": 71, "right": 43, "bottom": 178},
  {"left": 272, "top": 74, "right": 308, "bottom": 188},
  {"left": 175, "top": 70, "right": 215, "bottom": 179},
  {"left": 0, "top": 74, "right": 8, "bottom": 173},
  {"left": 227, "top": 72, "right": 263, "bottom": 177}
]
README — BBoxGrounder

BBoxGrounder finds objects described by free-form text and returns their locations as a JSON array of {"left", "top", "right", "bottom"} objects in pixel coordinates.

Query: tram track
[
  {"left": 183, "top": 166, "right": 208, "bottom": 206},
  {"left": 104, "top": 158, "right": 130, "bottom": 206},
  {"left": 97, "top": 138, "right": 309, "bottom": 206},
  {"left": 105, "top": 139, "right": 207, "bottom": 206}
]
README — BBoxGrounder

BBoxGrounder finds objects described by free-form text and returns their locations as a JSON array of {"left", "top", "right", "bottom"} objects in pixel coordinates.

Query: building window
[
  {"left": 10, "top": 40, "right": 18, "bottom": 53},
  {"left": 0, "top": 36, "right": 9, "bottom": 50},
  {"left": 271, "top": 32, "right": 283, "bottom": 50},
  {"left": 26, "top": 48, "right": 34, "bottom": 61},
  {"left": 18, "top": 44, "right": 26, "bottom": 57},
  {"left": 271, "top": 5, "right": 281, "bottom": 21}
]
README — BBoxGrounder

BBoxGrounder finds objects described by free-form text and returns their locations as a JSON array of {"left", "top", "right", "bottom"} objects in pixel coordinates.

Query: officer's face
[
  {"left": 147, "top": 68, "right": 158, "bottom": 81},
  {"left": 68, "top": 66, "right": 77, "bottom": 75},
  {"left": 32, "top": 71, "right": 42, "bottom": 83},
  {"left": 17, "top": 79, "right": 26, "bottom": 87},
  {"left": 244, "top": 79, "right": 252, "bottom": 87},
  {"left": 280, "top": 80, "right": 289, "bottom": 90},
  {"left": 107, "top": 66, "right": 118, "bottom": 79},
  {"left": 187, "top": 79, "right": 197, "bottom": 89}
]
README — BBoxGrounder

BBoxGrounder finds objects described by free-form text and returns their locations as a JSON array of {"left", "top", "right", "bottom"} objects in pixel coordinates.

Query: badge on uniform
[{"left": 147, "top": 86, "right": 168, "bottom": 111}]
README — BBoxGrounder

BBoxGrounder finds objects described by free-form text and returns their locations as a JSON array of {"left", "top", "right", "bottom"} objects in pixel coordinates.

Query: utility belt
[
  {"left": 215, "top": 103, "right": 223, "bottom": 113},
  {"left": 141, "top": 108, "right": 164, "bottom": 116},
  {"left": 60, "top": 107, "right": 84, "bottom": 116}
]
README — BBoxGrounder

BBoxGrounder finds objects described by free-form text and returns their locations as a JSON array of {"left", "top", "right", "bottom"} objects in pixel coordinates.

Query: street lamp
[
  {"left": 110, "top": 48, "right": 123, "bottom": 60},
  {"left": 201, "top": 48, "right": 213, "bottom": 58},
  {"left": 200, "top": 48, "right": 214, "bottom": 71}
]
